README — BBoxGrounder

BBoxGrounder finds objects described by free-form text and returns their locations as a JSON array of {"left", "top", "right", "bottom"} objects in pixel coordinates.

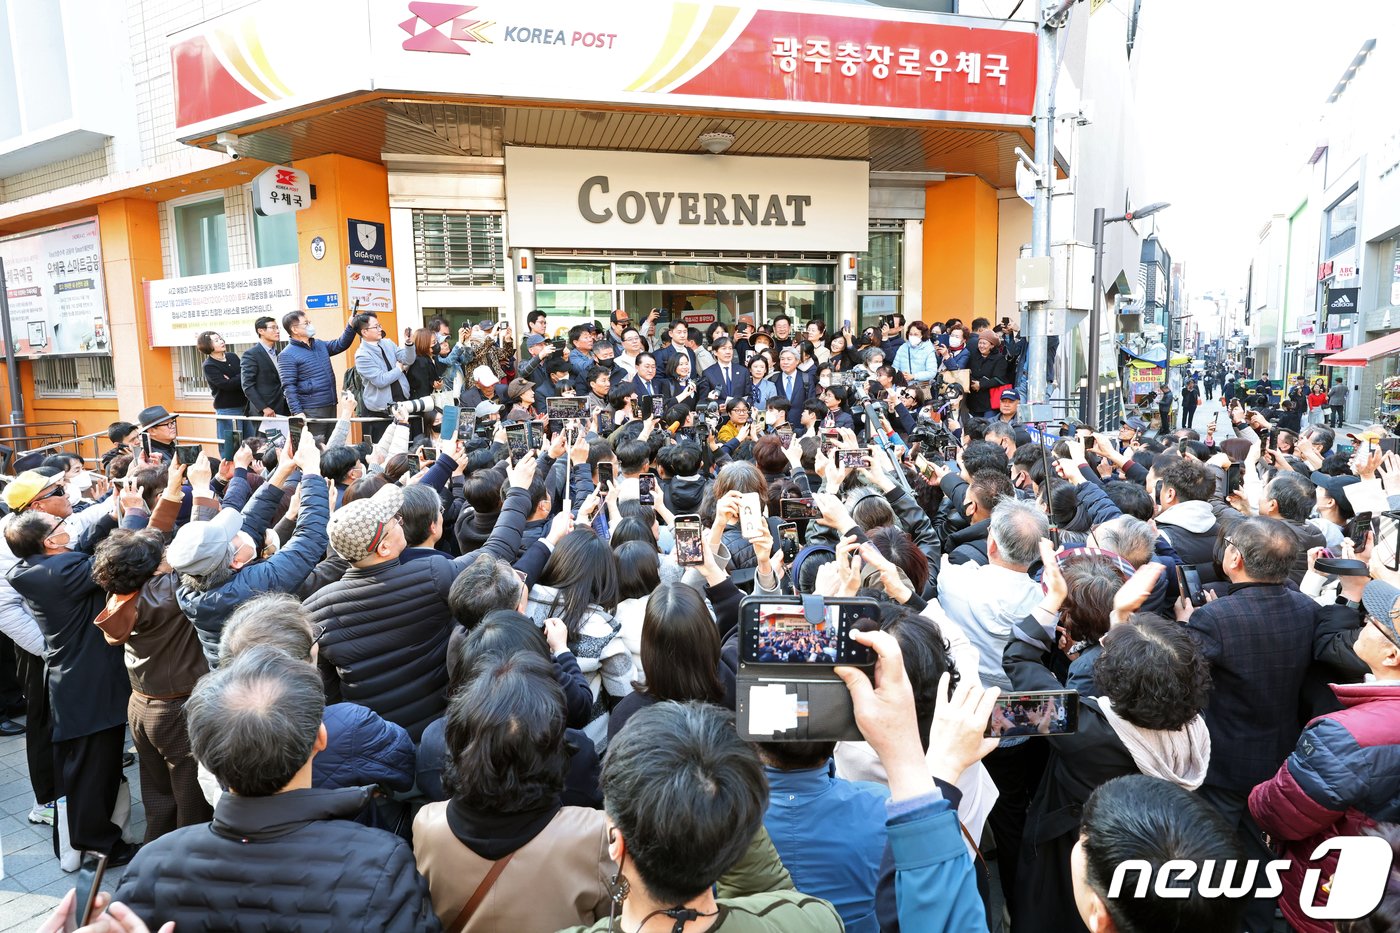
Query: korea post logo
[
  {"left": 1109, "top": 835, "right": 1393, "bottom": 921},
  {"left": 400, "top": 3, "right": 494, "bottom": 54}
]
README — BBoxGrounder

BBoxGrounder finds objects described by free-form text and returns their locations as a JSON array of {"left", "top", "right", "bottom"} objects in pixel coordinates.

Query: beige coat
[{"left": 413, "top": 803, "right": 615, "bottom": 932}]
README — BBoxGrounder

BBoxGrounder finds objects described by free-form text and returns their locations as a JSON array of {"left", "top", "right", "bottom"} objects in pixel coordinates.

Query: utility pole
[{"left": 1023, "top": 0, "right": 1075, "bottom": 423}]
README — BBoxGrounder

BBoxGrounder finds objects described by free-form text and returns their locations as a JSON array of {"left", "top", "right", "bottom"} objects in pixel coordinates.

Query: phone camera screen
[{"left": 744, "top": 603, "right": 875, "bottom": 665}]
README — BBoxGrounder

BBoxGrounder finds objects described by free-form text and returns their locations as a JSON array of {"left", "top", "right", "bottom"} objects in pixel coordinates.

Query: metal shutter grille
[{"left": 412, "top": 210, "right": 505, "bottom": 288}]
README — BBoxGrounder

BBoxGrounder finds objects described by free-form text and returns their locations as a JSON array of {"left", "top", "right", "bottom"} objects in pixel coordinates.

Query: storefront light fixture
[{"left": 697, "top": 131, "right": 736, "bottom": 154}]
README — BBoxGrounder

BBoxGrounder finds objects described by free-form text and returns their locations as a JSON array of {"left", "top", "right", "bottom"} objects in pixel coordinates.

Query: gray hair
[
  {"left": 779, "top": 348, "right": 799, "bottom": 361},
  {"left": 862, "top": 347, "right": 885, "bottom": 366},
  {"left": 218, "top": 593, "right": 317, "bottom": 667},
  {"left": 989, "top": 498, "right": 1049, "bottom": 568},
  {"left": 1228, "top": 516, "right": 1296, "bottom": 584},
  {"left": 1094, "top": 516, "right": 1156, "bottom": 568},
  {"left": 186, "top": 645, "right": 325, "bottom": 797}
]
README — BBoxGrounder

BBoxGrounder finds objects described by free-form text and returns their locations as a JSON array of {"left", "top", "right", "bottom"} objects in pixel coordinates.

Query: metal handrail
[{"left": 0, "top": 419, "right": 104, "bottom": 467}]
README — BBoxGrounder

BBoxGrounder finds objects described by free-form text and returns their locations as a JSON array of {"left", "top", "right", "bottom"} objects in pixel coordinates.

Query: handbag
[{"left": 446, "top": 850, "right": 516, "bottom": 933}]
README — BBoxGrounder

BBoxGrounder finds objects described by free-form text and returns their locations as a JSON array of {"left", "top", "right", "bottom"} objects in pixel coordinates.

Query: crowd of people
[{"left": 3, "top": 306, "right": 1398, "bottom": 933}]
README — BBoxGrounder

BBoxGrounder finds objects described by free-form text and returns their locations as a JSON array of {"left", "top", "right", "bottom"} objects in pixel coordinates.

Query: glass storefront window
[
  {"left": 253, "top": 210, "right": 298, "bottom": 267},
  {"left": 173, "top": 198, "right": 228, "bottom": 276},
  {"left": 535, "top": 289, "right": 614, "bottom": 317},
  {"left": 858, "top": 231, "right": 902, "bottom": 291},
  {"left": 536, "top": 261, "right": 611, "bottom": 285},
  {"left": 614, "top": 261, "right": 760, "bottom": 286},
  {"left": 766, "top": 264, "right": 834, "bottom": 286},
  {"left": 767, "top": 289, "right": 834, "bottom": 324}
]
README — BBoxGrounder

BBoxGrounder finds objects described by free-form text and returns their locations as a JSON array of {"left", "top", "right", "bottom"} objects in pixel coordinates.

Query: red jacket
[{"left": 1248, "top": 682, "right": 1400, "bottom": 933}]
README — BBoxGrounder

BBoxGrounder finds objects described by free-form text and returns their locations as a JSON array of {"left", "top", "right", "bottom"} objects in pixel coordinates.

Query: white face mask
[
  {"left": 949, "top": 335, "right": 964, "bottom": 348},
  {"left": 303, "top": 323, "right": 317, "bottom": 338},
  {"left": 908, "top": 334, "right": 921, "bottom": 345}
]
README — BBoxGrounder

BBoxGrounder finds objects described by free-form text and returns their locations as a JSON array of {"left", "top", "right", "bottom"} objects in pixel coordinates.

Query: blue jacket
[
  {"left": 763, "top": 762, "right": 889, "bottom": 933},
  {"left": 313, "top": 702, "right": 416, "bottom": 793},
  {"left": 885, "top": 791, "right": 990, "bottom": 933},
  {"left": 178, "top": 475, "right": 330, "bottom": 669},
  {"left": 278, "top": 323, "right": 357, "bottom": 413},
  {"left": 940, "top": 346, "right": 969, "bottom": 371},
  {"left": 893, "top": 340, "right": 938, "bottom": 381}
]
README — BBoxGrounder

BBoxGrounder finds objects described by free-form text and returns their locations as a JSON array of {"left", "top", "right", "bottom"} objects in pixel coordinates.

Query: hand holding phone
[
  {"left": 63, "top": 852, "right": 108, "bottom": 932},
  {"left": 674, "top": 514, "right": 704, "bottom": 566}
]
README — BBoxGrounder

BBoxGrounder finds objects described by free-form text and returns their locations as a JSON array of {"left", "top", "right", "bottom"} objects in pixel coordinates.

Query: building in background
[{"left": 0, "top": 0, "right": 1159, "bottom": 448}]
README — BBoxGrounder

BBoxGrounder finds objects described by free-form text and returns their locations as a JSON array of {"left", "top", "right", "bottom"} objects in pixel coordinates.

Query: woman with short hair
[{"left": 198, "top": 330, "right": 250, "bottom": 447}]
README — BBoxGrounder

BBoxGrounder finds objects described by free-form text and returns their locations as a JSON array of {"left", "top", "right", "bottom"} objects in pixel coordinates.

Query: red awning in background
[{"left": 1321, "top": 331, "right": 1400, "bottom": 367}]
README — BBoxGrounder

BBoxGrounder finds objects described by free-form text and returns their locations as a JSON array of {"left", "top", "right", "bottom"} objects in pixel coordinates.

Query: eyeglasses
[
  {"left": 1368, "top": 615, "right": 1400, "bottom": 649},
  {"left": 1223, "top": 535, "right": 1238, "bottom": 553},
  {"left": 34, "top": 485, "right": 66, "bottom": 503}
]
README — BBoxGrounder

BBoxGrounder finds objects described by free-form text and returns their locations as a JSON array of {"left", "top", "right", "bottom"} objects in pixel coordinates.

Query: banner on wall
[
  {"left": 145, "top": 264, "right": 300, "bottom": 347},
  {"left": 0, "top": 219, "right": 110, "bottom": 357},
  {"left": 170, "top": 0, "right": 1037, "bottom": 135}
]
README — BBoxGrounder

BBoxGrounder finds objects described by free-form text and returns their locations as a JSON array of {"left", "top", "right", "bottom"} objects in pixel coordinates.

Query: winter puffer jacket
[
  {"left": 312, "top": 702, "right": 416, "bottom": 793},
  {"left": 276, "top": 323, "right": 358, "bottom": 414},
  {"left": 113, "top": 786, "right": 441, "bottom": 933},
  {"left": 1249, "top": 683, "right": 1400, "bottom": 933},
  {"left": 179, "top": 475, "right": 330, "bottom": 669},
  {"left": 306, "top": 486, "right": 529, "bottom": 739}
]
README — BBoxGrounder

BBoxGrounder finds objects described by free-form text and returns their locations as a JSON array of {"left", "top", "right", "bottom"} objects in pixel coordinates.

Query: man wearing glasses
[
  {"left": 1249, "top": 578, "right": 1400, "bottom": 933},
  {"left": 1176, "top": 517, "right": 1352, "bottom": 933},
  {"left": 136, "top": 405, "right": 179, "bottom": 464},
  {"left": 605, "top": 310, "right": 631, "bottom": 356},
  {"left": 351, "top": 312, "right": 409, "bottom": 443}
]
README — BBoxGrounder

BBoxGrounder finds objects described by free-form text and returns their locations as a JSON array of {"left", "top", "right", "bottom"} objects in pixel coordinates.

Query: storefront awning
[{"left": 1320, "top": 331, "right": 1400, "bottom": 367}]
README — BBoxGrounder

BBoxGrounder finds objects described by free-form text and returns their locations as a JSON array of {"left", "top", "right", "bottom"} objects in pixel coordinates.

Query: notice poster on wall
[
  {"left": 0, "top": 219, "right": 110, "bottom": 357},
  {"left": 146, "top": 264, "right": 300, "bottom": 347}
]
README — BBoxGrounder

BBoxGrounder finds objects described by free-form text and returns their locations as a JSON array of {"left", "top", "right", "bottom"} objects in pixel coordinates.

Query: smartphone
[
  {"left": 779, "top": 497, "right": 822, "bottom": 520},
  {"left": 504, "top": 423, "right": 528, "bottom": 462},
  {"left": 140, "top": 432, "right": 152, "bottom": 458},
  {"left": 837, "top": 448, "right": 872, "bottom": 470},
  {"left": 914, "top": 456, "right": 939, "bottom": 483},
  {"left": 674, "top": 513, "right": 704, "bottom": 567},
  {"left": 526, "top": 422, "right": 544, "bottom": 450},
  {"left": 740, "top": 599, "right": 877, "bottom": 665},
  {"left": 458, "top": 410, "right": 476, "bottom": 441},
  {"left": 941, "top": 443, "right": 960, "bottom": 461},
  {"left": 778, "top": 521, "right": 799, "bottom": 561},
  {"left": 597, "top": 461, "right": 615, "bottom": 488},
  {"left": 640, "top": 395, "right": 656, "bottom": 419},
  {"left": 65, "top": 852, "right": 108, "bottom": 933},
  {"left": 419, "top": 447, "right": 438, "bottom": 463},
  {"left": 1344, "top": 511, "right": 1374, "bottom": 543},
  {"left": 1225, "top": 462, "right": 1244, "bottom": 498},
  {"left": 288, "top": 415, "right": 306, "bottom": 441},
  {"left": 439, "top": 405, "right": 460, "bottom": 441},
  {"left": 820, "top": 429, "right": 841, "bottom": 455},
  {"left": 547, "top": 397, "right": 584, "bottom": 421},
  {"left": 776, "top": 423, "right": 795, "bottom": 450},
  {"left": 1175, "top": 563, "right": 1205, "bottom": 608},
  {"left": 222, "top": 430, "right": 243, "bottom": 462},
  {"left": 638, "top": 472, "right": 656, "bottom": 506},
  {"left": 738, "top": 491, "right": 764, "bottom": 537},
  {"left": 175, "top": 444, "right": 202, "bottom": 466},
  {"left": 985, "top": 690, "right": 1080, "bottom": 738}
]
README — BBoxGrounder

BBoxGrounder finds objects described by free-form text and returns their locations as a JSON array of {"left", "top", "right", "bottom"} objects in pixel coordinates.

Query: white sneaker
[{"left": 27, "top": 802, "right": 54, "bottom": 825}]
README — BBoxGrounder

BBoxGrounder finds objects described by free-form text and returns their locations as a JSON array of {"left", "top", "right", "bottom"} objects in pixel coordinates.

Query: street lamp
[{"left": 1084, "top": 201, "right": 1171, "bottom": 427}]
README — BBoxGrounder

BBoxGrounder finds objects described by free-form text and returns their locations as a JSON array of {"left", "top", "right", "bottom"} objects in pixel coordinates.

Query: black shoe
[
  {"left": 0, "top": 719, "right": 25, "bottom": 736},
  {"left": 121, "top": 751, "right": 135, "bottom": 768},
  {"left": 107, "top": 841, "right": 141, "bottom": 868}
]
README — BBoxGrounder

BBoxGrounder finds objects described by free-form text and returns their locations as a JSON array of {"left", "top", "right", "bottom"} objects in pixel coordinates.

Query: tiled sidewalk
[{"left": 0, "top": 730, "right": 143, "bottom": 933}]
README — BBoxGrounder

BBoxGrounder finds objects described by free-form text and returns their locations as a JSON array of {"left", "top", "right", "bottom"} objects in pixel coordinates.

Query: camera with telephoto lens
[
  {"left": 847, "top": 366, "right": 873, "bottom": 403},
  {"left": 394, "top": 390, "right": 458, "bottom": 419},
  {"left": 907, "top": 410, "right": 954, "bottom": 452}
]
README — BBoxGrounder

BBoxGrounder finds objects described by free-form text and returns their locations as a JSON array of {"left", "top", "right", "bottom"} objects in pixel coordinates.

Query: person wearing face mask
[
  {"left": 966, "top": 330, "right": 1011, "bottom": 418},
  {"left": 893, "top": 322, "right": 937, "bottom": 382},
  {"left": 935, "top": 327, "right": 970, "bottom": 373},
  {"left": 277, "top": 311, "right": 359, "bottom": 444}
]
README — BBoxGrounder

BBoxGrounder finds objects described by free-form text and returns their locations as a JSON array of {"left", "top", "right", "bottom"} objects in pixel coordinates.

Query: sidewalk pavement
[{"left": 0, "top": 728, "right": 144, "bottom": 932}]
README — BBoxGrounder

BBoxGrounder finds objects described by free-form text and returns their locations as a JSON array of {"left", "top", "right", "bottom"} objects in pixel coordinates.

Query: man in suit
[
  {"left": 1181, "top": 516, "right": 1354, "bottom": 933},
  {"left": 653, "top": 320, "right": 697, "bottom": 377},
  {"left": 628, "top": 352, "right": 669, "bottom": 398},
  {"left": 240, "top": 316, "right": 287, "bottom": 437},
  {"left": 702, "top": 337, "right": 750, "bottom": 405},
  {"left": 770, "top": 347, "right": 813, "bottom": 410}
]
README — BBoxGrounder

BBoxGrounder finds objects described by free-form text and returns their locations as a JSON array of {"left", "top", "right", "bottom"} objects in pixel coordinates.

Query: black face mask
[{"left": 598, "top": 358, "right": 615, "bottom": 368}]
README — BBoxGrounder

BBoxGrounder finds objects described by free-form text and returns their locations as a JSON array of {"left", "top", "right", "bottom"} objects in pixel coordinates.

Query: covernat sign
[{"left": 504, "top": 147, "right": 869, "bottom": 252}]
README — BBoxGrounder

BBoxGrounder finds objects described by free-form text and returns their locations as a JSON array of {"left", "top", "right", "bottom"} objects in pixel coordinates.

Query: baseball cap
[
  {"left": 1362, "top": 580, "right": 1400, "bottom": 644},
  {"left": 1348, "top": 430, "right": 1385, "bottom": 445},
  {"left": 1121, "top": 417, "right": 1148, "bottom": 433},
  {"left": 166, "top": 507, "right": 246, "bottom": 576},
  {"left": 474, "top": 400, "right": 502, "bottom": 418},
  {"left": 610, "top": 310, "right": 630, "bottom": 324},
  {"left": 1311, "top": 470, "right": 1360, "bottom": 519},
  {"left": 524, "top": 335, "right": 547, "bottom": 350},
  {"left": 1, "top": 471, "right": 62, "bottom": 511},
  {"left": 328, "top": 484, "right": 404, "bottom": 563},
  {"left": 472, "top": 365, "right": 497, "bottom": 386},
  {"left": 1000, "top": 389, "right": 1022, "bottom": 402}
]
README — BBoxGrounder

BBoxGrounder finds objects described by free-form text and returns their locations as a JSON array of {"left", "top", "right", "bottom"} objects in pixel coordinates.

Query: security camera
[{"left": 216, "top": 132, "right": 242, "bottom": 159}]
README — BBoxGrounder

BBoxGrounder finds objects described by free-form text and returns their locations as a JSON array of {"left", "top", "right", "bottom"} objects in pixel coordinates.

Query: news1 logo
[{"left": 1108, "top": 836, "right": 1393, "bottom": 921}]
